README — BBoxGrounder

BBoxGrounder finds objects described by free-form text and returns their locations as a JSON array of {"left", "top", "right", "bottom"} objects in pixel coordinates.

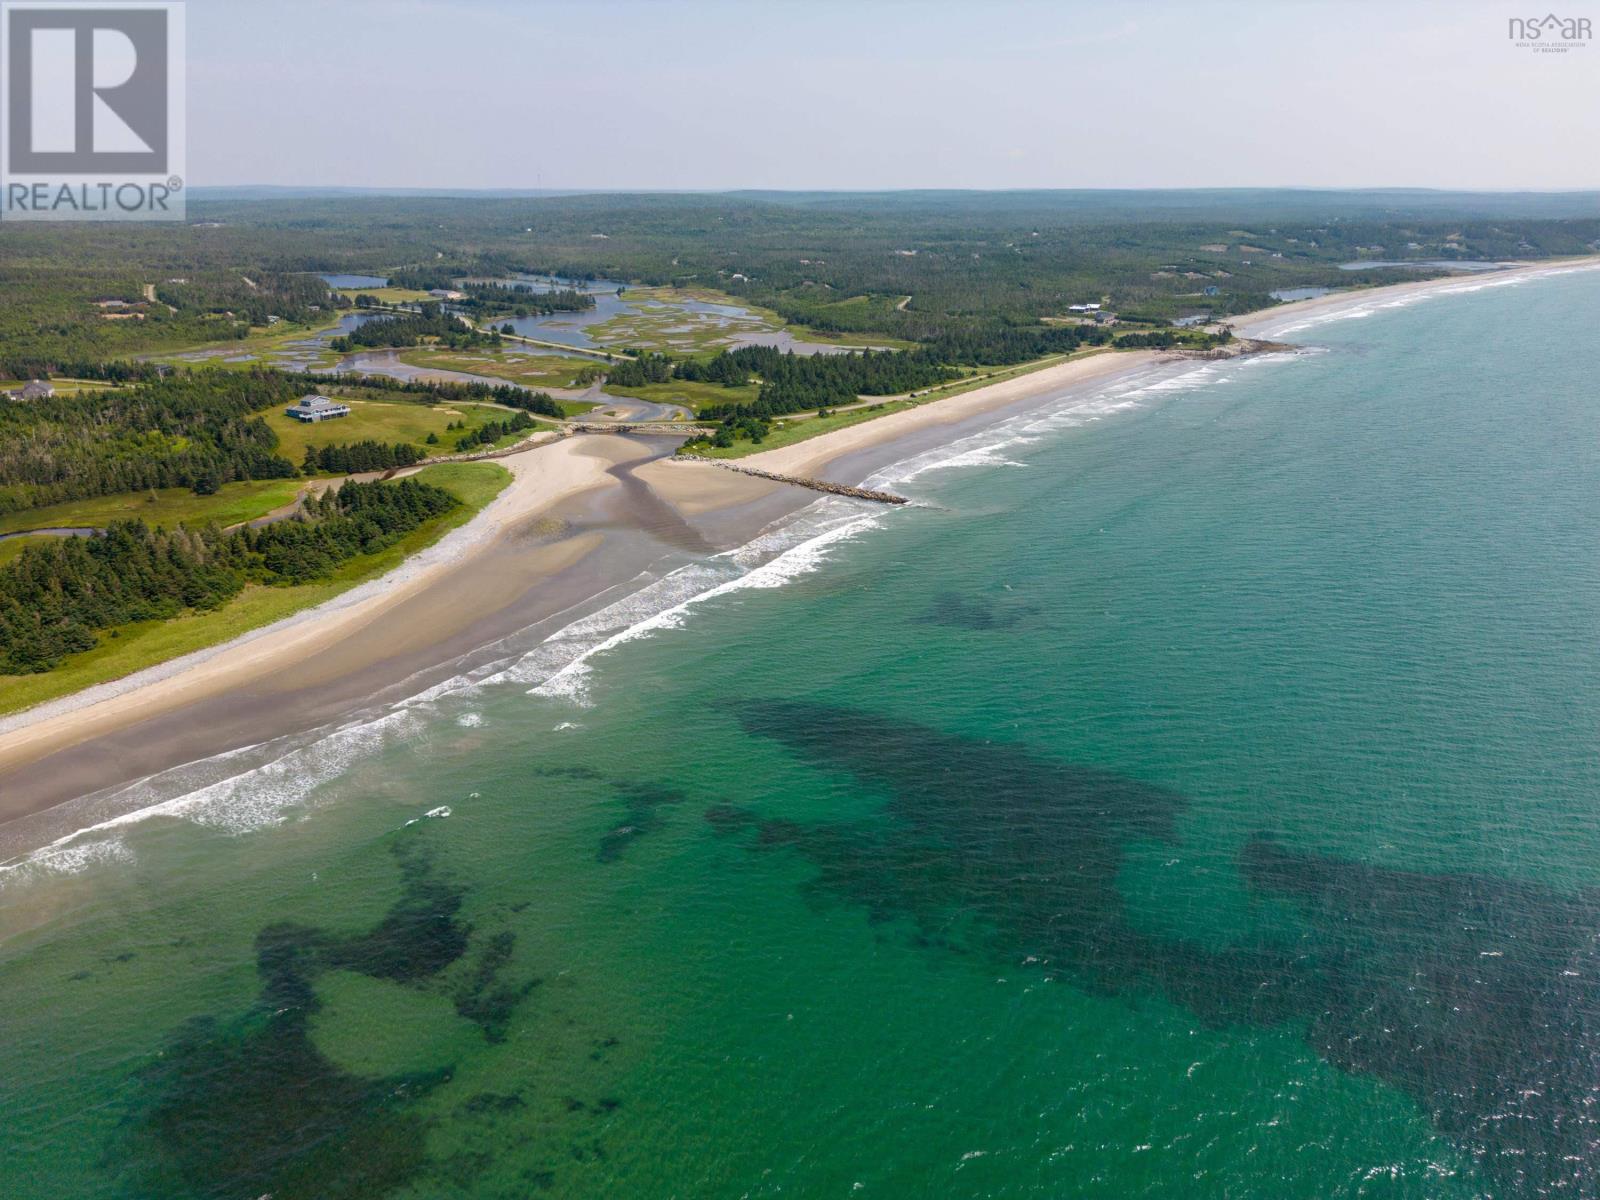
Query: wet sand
[
  {"left": 0, "top": 435, "right": 785, "bottom": 829},
  {"left": 3, "top": 256, "right": 1595, "bottom": 844}
]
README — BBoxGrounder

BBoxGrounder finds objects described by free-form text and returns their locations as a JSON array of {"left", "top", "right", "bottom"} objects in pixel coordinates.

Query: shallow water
[{"left": 3, "top": 267, "right": 1599, "bottom": 1198}]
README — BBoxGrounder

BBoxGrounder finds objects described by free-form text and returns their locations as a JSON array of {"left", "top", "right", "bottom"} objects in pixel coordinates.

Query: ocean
[{"left": 3, "top": 266, "right": 1599, "bottom": 1198}]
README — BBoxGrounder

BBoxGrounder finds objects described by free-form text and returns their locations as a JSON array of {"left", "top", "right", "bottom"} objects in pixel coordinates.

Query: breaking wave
[{"left": 0, "top": 351, "right": 1250, "bottom": 887}]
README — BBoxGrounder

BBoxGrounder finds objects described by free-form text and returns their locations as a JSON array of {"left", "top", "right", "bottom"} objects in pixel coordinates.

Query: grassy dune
[{"left": 0, "top": 462, "right": 511, "bottom": 718}]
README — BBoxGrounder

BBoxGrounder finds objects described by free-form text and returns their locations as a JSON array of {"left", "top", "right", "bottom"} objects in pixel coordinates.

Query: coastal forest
[
  {"left": 2, "top": 187, "right": 1597, "bottom": 680},
  {"left": 0, "top": 372, "right": 302, "bottom": 514},
  {"left": 0, "top": 479, "right": 458, "bottom": 674},
  {"left": 3, "top": 189, "right": 1597, "bottom": 364}
]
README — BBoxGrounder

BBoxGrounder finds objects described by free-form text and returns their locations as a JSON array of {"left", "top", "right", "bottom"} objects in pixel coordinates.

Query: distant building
[
  {"left": 1067, "top": 302, "right": 1102, "bottom": 312},
  {"left": 7, "top": 379, "right": 54, "bottom": 400},
  {"left": 428, "top": 288, "right": 465, "bottom": 300},
  {"left": 1203, "top": 286, "right": 1221, "bottom": 296},
  {"left": 286, "top": 394, "right": 351, "bottom": 422}
]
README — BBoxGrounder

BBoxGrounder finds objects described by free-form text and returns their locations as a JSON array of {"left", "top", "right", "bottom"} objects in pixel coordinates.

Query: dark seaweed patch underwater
[
  {"left": 717, "top": 700, "right": 1600, "bottom": 1196},
  {"left": 919, "top": 590, "right": 1041, "bottom": 632},
  {"left": 531, "top": 765, "right": 687, "bottom": 863},
  {"left": 115, "top": 830, "right": 582, "bottom": 1199}
]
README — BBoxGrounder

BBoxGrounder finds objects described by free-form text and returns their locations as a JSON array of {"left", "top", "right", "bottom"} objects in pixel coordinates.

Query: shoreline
[
  {"left": 726, "top": 255, "right": 1600, "bottom": 480},
  {"left": 2, "top": 255, "right": 1595, "bottom": 846},
  {"left": 0, "top": 437, "right": 659, "bottom": 826}
]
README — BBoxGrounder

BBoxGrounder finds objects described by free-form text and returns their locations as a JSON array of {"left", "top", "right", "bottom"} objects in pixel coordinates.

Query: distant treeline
[
  {"left": 0, "top": 371, "right": 300, "bottom": 514},
  {"left": 0, "top": 478, "right": 457, "bottom": 674},
  {"left": 4, "top": 194, "right": 1597, "bottom": 362}
]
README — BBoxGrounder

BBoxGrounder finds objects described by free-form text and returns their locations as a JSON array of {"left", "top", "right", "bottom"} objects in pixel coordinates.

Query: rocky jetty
[{"left": 678, "top": 456, "right": 910, "bottom": 505}]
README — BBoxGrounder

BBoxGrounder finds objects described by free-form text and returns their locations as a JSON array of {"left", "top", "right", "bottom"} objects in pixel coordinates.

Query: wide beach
[{"left": 1, "top": 257, "right": 1593, "bottom": 857}]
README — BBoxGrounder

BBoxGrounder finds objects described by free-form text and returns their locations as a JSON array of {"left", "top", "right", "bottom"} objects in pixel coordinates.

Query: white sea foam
[
  {"left": 0, "top": 706, "right": 425, "bottom": 888},
  {"left": 0, "top": 346, "right": 1266, "bottom": 884},
  {"left": 2, "top": 835, "right": 136, "bottom": 887},
  {"left": 894, "top": 441, "right": 1029, "bottom": 482},
  {"left": 526, "top": 509, "right": 883, "bottom": 707},
  {"left": 1256, "top": 262, "right": 1600, "bottom": 340},
  {"left": 864, "top": 356, "right": 1238, "bottom": 494},
  {"left": 0, "top": 507, "right": 886, "bottom": 882}
]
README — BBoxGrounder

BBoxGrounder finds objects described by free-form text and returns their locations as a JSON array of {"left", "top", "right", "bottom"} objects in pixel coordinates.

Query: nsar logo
[{"left": 1507, "top": 12, "right": 1592, "bottom": 52}]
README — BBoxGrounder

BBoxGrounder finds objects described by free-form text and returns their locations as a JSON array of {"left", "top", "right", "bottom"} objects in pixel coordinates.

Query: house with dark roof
[{"left": 7, "top": 379, "right": 54, "bottom": 401}]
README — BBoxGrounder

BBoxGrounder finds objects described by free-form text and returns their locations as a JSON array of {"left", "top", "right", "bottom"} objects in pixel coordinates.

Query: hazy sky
[{"left": 189, "top": 0, "right": 1600, "bottom": 190}]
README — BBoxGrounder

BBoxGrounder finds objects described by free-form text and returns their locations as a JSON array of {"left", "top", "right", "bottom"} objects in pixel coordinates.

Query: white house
[
  {"left": 286, "top": 394, "right": 351, "bottom": 422},
  {"left": 428, "top": 288, "right": 465, "bottom": 300},
  {"left": 1067, "top": 302, "right": 1102, "bottom": 313}
]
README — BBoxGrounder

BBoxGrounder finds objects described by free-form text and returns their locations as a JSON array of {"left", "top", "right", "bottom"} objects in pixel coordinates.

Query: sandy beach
[
  {"left": 2, "top": 255, "right": 1595, "bottom": 845},
  {"left": 1226, "top": 256, "right": 1600, "bottom": 337},
  {"left": 0, "top": 436, "right": 695, "bottom": 825},
  {"left": 746, "top": 350, "right": 1163, "bottom": 478}
]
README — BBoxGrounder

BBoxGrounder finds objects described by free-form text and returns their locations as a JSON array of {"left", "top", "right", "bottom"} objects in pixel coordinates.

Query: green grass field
[
  {"left": 0, "top": 478, "right": 308, "bottom": 536},
  {"left": 264, "top": 396, "right": 513, "bottom": 461},
  {"left": 339, "top": 286, "right": 432, "bottom": 304},
  {"left": 605, "top": 378, "right": 760, "bottom": 412},
  {"left": 0, "top": 462, "right": 512, "bottom": 718}
]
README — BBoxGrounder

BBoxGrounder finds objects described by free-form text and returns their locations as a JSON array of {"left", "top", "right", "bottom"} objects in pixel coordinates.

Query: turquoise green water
[{"left": 4, "top": 268, "right": 1600, "bottom": 1198}]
